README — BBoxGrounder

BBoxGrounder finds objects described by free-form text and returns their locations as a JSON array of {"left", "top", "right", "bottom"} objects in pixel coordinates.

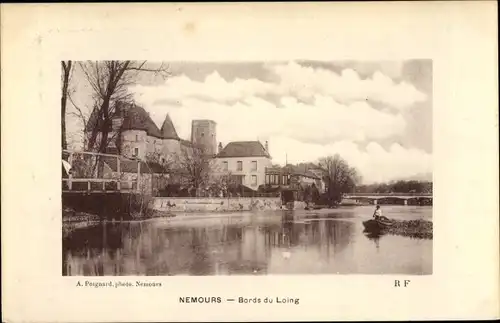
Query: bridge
[
  {"left": 343, "top": 192, "right": 432, "bottom": 205},
  {"left": 62, "top": 150, "right": 141, "bottom": 194},
  {"left": 62, "top": 149, "right": 150, "bottom": 219}
]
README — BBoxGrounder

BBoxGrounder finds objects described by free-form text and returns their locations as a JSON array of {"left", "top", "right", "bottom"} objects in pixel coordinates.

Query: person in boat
[
  {"left": 373, "top": 205, "right": 384, "bottom": 220},
  {"left": 373, "top": 205, "right": 390, "bottom": 221}
]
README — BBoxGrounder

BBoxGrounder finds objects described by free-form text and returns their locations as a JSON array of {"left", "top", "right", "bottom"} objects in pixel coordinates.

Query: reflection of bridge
[{"left": 344, "top": 193, "right": 433, "bottom": 205}]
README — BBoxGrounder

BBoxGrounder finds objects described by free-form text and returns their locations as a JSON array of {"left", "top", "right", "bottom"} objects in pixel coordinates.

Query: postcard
[{"left": 1, "top": 2, "right": 498, "bottom": 322}]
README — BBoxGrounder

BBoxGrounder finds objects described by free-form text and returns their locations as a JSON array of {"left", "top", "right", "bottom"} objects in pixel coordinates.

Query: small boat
[{"left": 363, "top": 218, "right": 394, "bottom": 231}]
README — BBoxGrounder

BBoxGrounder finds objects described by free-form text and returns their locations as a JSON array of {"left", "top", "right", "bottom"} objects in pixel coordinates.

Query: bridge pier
[
  {"left": 404, "top": 199, "right": 408, "bottom": 206},
  {"left": 373, "top": 199, "right": 377, "bottom": 205}
]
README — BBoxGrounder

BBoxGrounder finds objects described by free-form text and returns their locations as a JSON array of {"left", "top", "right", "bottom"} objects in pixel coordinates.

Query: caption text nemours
[{"left": 76, "top": 280, "right": 162, "bottom": 288}]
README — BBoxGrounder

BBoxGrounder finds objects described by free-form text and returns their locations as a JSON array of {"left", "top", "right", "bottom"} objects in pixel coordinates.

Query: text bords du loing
[{"left": 179, "top": 297, "right": 300, "bottom": 305}]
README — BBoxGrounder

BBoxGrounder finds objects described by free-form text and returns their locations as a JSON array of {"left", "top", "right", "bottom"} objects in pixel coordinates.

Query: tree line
[
  {"left": 280, "top": 155, "right": 432, "bottom": 206},
  {"left": 356, "top": 180, "right": 432, "bottom": 194}
]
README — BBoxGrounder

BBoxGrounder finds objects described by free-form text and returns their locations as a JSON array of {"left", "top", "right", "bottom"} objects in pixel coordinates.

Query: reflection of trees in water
[
  {"left": 63, "top": 223, "right": 123, "bottom": 254},
  {"left": 364, "top": 232, "right": 381, "bottom": 251},
  {"left": 186, "top": 227, "right": 216, "bottom": 275},
  {"left": 64, "top": 221, "right": 271, "bottom": 276},
  {"left": 262, "top": 219, "right": 354, "bottom": 258},
  {"left": 211, "top": 226, "right": 270, "bottom": 275},
  {"left": 63, "top": 222, "right": 124, "bottom": 275},
  {"left": 63, "top": 217, "right": 355, "bottom": 276}
]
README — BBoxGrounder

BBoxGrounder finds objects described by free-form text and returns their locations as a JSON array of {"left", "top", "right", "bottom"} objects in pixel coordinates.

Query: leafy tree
[{"left": 319, "top": 154, "right": 360, "bottom": 206}]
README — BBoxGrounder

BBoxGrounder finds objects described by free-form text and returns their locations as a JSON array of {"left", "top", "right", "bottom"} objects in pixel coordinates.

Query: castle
[{"left": 86, "top": 102, "right": 217, "bottom": 163}]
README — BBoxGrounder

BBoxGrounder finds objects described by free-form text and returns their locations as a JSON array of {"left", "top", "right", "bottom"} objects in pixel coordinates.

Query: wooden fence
[{"left": 62, "top": 150, "right": 140, "bottom": 193}]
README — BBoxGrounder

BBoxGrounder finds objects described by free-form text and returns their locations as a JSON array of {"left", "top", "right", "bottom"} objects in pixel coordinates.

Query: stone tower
[{"left": 191, "top": 120, "right": 217, "bottom": 155}]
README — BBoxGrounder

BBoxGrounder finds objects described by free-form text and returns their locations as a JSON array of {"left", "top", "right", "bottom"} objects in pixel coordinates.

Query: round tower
[{"left": 191, "top": 120, "right": 217, "bottom": 155}]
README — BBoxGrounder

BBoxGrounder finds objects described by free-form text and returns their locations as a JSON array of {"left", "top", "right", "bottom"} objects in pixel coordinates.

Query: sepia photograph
[
  {"left": 2, "top": 2, "right": 498, "bottom": 322},
  {"left": 62, "top": 59, "right": 433, "bottom": 276}
]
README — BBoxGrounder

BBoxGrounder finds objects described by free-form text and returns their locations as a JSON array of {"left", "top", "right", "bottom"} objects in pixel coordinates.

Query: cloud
[
  {"left": 332, "top": 61, "right": 404, "bottom": 80},
  {"left": 268, "top": 137, "right": 432, "bottom": 184},
  {"left": 269, "top": 61, "right": 427, "bottom": 110},
  {"left": 142, "top": 95, "right": 406, "bottom": 146},
  {"left": 131, "top": 71, "right": 274, "bottom": 105},
  {"left": 131, "top": 61, "right": 428, "bottom": 110}
]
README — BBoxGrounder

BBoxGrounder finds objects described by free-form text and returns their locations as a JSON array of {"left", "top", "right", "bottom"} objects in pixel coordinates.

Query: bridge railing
[
  {"left": 62, "top": 150, "right": 141, "bottom": 193},
  {"left": 345, "top": 192, "right": 432, "bottom": 197},
  {"left": 61, "top": 178, "right": 138, "bottom": 193}
]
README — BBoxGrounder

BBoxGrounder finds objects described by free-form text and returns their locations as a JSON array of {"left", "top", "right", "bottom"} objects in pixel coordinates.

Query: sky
[{"left": 68, "top": 60, "right": 433, "bottom": 184}]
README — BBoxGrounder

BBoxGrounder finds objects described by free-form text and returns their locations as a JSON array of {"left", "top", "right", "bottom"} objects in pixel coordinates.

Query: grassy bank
[
  {"left": 364, "top": 218, "right": 433, "bottom": 239},
  {"left": 386, "top": 219, "right": 433, "bottom": 239}
]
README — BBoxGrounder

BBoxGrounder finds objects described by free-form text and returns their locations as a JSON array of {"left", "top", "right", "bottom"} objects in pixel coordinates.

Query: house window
[
  {"left": 135, "top": 134, "right": 139, "bottom": 141},
  {"left": 133, "top": 147, "right": 139, "bottom": 157},
  {"left": 282, "top": 175, "right": 290, "bottom": 185},
  {"left": 274, "top": 174, "right": 279, "bottom": 185},
  {"left": 222, "top": 161, "right": 228, "bottom": 171},
  {"left": 265, "top": 174, "right": 271, "bottom": 184},
  {"left": 251, "top": 161, "right": 257, "bottom": 171},
  {"left": 231, "top": 175, "right": 244, "bottom": 185},
  {"left": 251, "top": 175, "right": 257, "bottom": 186},
  {"left": 237, "top": 161, "right": 243, "bottom": 171}
]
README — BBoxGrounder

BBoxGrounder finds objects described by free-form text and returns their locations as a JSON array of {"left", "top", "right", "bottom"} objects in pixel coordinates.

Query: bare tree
[
  {"left": 79, "top": 61, "right": 169, "bottom": 153},
  {"left": 66, "top": 90, "right": 93, "bottom": 149},
  {"left": 61, "top": 61, "right": 73, "bottom": 150},
  {"left": 319, "top": 154, "right": 360, "bottom": 206},
  {"left": 207, "top": 164, "right": 238, "bottom": 197},
  {"left": 175, "top": 146, "right": 213, "bottom": 197},
  {"left": 145, "top": 151, "right": 175, "bottom": 173}
]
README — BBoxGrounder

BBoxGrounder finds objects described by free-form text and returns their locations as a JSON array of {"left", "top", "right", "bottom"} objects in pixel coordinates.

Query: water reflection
[
  {"left": 63, "top": 207, "right": 432, "bottom": 275},
  {"left": 364, "top": 232, "right": 381, "bottom": 251}
]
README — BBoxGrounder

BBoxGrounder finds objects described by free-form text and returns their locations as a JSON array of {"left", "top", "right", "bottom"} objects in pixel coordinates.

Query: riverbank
[
  {"left": 62, "top": 207, "right": 99, "bottom": 238},
  {"left": 151, "top": 197, "right": 283, "bottom": 212}
]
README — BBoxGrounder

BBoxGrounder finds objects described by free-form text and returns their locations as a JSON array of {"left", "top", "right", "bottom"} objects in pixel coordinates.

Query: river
[{"left": 63, "top": 205, "right": 432, "bottom": 276}]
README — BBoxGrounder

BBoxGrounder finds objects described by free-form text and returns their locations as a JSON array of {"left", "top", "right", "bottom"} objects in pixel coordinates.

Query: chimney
[
  {"left": 218, "top": 142, "right": 223, "bottom": 153},
  {"left": 265, "top": 140, "right": 269, "bottom": 152}
]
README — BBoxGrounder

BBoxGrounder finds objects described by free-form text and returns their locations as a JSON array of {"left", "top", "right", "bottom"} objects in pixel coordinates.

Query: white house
[{"left": 214, "top": 141, "right": 272, "bottom": 190}]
